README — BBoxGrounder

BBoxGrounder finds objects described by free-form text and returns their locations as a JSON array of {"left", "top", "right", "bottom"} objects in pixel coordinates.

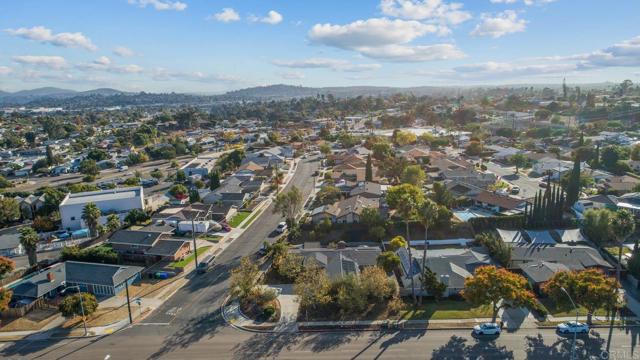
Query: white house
[{"left": 59, "top": 187, "right": 145, "bottom": 231}]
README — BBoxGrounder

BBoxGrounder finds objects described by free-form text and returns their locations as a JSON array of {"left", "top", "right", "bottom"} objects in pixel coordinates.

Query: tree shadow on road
[
  {"left": 524, "top": 332, "right": 605, "bottom": 360},
  {"left": 147, "top": 309, "right": 226, "bottom": 360},
  {"left": 431, "top": 335, "right": 514, "bottom": 360},
  {"left": 232, "top": 332, "right": 303, "bottom": 359},
  {"left": 372, "top": 329, "right": 426, "bottom": 359}
]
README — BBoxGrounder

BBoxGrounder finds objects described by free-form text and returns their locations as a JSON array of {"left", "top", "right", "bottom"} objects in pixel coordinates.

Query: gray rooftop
[{"left": 61, "top": 187, "right": 142, "bottom": 206}]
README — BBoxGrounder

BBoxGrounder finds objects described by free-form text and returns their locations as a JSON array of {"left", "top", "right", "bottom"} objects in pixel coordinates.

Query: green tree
[
  {"left": 377, "top": 251, "right": 401, "bottom": 273},
  {"left": 581, "top": 208, "right": 614, "bottom": 245},
  {"left": 476, "top": 232, "right": 512, "bottom": 267},
  {"left": 386, "top": 183, "right": 424, "bottom": 303},
  {"left": 273, "top": 186, "right": 303, "bottom": 227},
  {"left": 565, "top": 157, "right": 581, "bottom": 207},
  {"left": 0, "top": 198, "right": 20, "bottom": 225},
  {"left": 209, "top": 170, "right": 221, "bottom": 190},
  {"left": 401, "top": 165, "right": 426, "bottom": 187},
  {"left": 0, "top": 288, "right": 11, "bottom": 311},
  {"left": 431, "top": 182, "right": 455, "bottom": 208},
  {"left": 124, "top": 209, "right": 149, "bottom": 226},
  {"left": 462, "top": 266, "right": 536, "bottom": 321},
  {"left": 79, "top": 159, "right": 99, "bottom": 176},
  {"left": 294, "top": 265, "right": 332, "bottom": 320},
  {"left": 59, "top": 292, "right": 99, "bottom": 318},
  {"left": 19, "top": 227, "right": 39, "bottom": 267},
  {"left": 150, "top": 169, "right": 163, "bottom": 180},
  {"left": 511, "top": 153, "right": 528, "bottom": 173},
  {"left": 105, "top": 214, "right": 121, "bottom": 233},
  {"left": 319, "top": 143, "right": 331, "bottom": 156},
  {"left": 82, "top": 202, "right": 101, "bottom": 237},
  {"left": 365, "top": 154, "right": 373, "bottom": 182},
  {"left": 611, "top": 209, "right": 636, "bottom": 282},
  {"left": 420, "top": 267, "right": 447, "bottom": 301},
  {"left": 175, "top": 170, "right": 186, "bottom": 183},
  {"left": 0, "top": 175, "right": 13, "bottom": 189},
  {"left": 543, "top": 269, "right": 619, "bottom": 324},
  {"left": 230, "top": 257, "right": 260, "bottom": 305},
  {"left": 169, "top": 184, "right": 189, "bottom": 200}
]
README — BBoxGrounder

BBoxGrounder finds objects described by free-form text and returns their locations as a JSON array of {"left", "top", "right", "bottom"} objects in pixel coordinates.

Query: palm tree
[
  {"left": 611, "top": 209, "right": 636, "bottom": 282},
  {"left": 82, "top": 202, "right": 101, "bottom": 237},
  {"left": 416, "top": 199, "right": 439, "bottom": 304},
  {"left": 19, "top": 227, "right": 39, "bottom": 267}
]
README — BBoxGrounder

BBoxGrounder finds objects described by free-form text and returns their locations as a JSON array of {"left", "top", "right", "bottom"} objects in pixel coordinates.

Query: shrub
[{"left": 263, "top": 305, "right": 275, "bottom": 319}]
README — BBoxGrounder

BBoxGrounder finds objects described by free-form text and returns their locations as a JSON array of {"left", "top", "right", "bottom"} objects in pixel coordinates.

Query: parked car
[
  {"left": 118, "top": 165, "right": 129, "bottom": 172},
  {"left": 539, "top": 181, "right": 548, "bottom": 188},
  {"left": 473, "top": 323, "right": 501, "bottom": 336},
  {"left": 556, "top": 321, "right": 589, "bottom": 334},
  {"left": 52, "top": 230, "right": 71, "bottom": 241},
  {"left": 510, "top": 186, "right": 520, "bottom": 194},
  {"left": 275, "top": 222, "right": 287, "bottom": 234},
  {"left": 196, "top": 255, "right": 216, "bottom": 274}
]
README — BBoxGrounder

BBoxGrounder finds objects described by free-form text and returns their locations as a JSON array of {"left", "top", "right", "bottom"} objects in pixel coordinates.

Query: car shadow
[{"left": 431, "top": 335, "right": 514, "bottom": 359}]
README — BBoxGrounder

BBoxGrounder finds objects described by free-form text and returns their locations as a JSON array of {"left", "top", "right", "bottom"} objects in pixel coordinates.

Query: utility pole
[
  {"left": 191, "top": 209, "right": 202, "bottom": 268},
  {"left": 125, "top": 279, "right": 133, "bottom": 324}
]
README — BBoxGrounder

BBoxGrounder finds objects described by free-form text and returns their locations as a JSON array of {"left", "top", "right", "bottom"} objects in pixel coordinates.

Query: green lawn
[
  {"left": 200, "top": 235, "right": 222, "bottom": 243},
  {"left": 240, "top": 209, "right": 264, "bottom": 229},
  {"left": 400, "top": 300, "right": 494, "bottom": 320},
  {"left": 537, "top": 297, "right": 610, "bottom": 317},
  {"left": 229, "top": 211, "right": 252, "bottom": 228},
  {"left": 168, "top": 246, "right": 212, "bottom": 269},
  {"left": 605, "top": 246, "right": 631, "bottom": 257}
]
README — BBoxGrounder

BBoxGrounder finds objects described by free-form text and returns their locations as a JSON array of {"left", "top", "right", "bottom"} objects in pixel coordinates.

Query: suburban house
[
  {"left": 310, "top": 196, "right": 382, "bottom": 224},
  {"left": 531, "top": 157, "right": 589, "bottom": 179},
  {"left": 396, "top": 247, "right": 496, "bottom": 297},
  {"left": 601, "top": 175, "right": 640, "bottom": 194},
  {"left": 616, "top": 192, "right": 640, "bottom": 217},
  {"left": 349, "top": 182, "right": 385, "bottom": 199},
  {"left": 397, "top": 146, "right": 430, "bottom": 163},
  {"left": 17, "top": 194, "right": 46, "bottom": 220},
  {"left": 472, "top": 190, "right": 527, "bottom": 214},
  {"left": 0, "top": 229, "right": 24, "bottom": 257},
  {"left": 440, "top": 168, "right": 497, "bottom": 189},
  {"left": 10, "top": 261, "right": 143, "bottom": 300},
  {"left": 59, "top": 187, "right": 145, "bottom": 231},
  {"left": 107, "top": 229, "right": 191, "bottom": 264},
  {"left": 202, "top": 177, "right": 252, "bottom": 207},
  {"left": 496, "top": 228, "right": 614, "bottom": 291},
  {"left": 572, "top": 194, "right": 618, "bottom": 219},
  {"left": 181, "top": 155, "right": 217, "bottom": 178},
  {"left": 290, "top": 245, "right": 381, "bottom": 280}
]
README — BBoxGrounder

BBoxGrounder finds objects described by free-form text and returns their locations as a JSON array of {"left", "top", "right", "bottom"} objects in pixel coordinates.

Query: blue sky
[{"left": 1, "top": 0, "right": 639, "bottom": 93}]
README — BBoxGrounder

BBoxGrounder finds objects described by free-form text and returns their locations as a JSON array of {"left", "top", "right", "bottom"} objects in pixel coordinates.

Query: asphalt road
[{"left": 3, "top": 324, "right": 640, "bottom": 359}]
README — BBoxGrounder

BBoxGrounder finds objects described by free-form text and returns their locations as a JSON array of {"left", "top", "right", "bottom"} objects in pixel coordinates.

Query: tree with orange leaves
[
  {"left": 462, "top": 265, "right": 536, "bottom": 321},
  {"left": 542, "top": 269, "right": 619, "bottom": 324}
]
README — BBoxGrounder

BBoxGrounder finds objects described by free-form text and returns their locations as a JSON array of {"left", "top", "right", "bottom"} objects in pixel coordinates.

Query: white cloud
[
  {"left": 5, "top": 26, "right": 97, "bottom": 51},
  {"left": 151, "top": 68, "right": 238, "bottom": 83},
  {"left": 470, "top": 10, "right": 526, "bottom": 38},
  {"left": 309, "top": 18, "right": 441, "bottom": 49},
  {"left": 308, "top": 18, "right": 463, "bottom": 62},
  {"left": 250, "top": 10, "right": 283, "bottom": 25},
  {"left": 78, "top": 56, "right": 144, "bottom": 74},
  {"left": 128, "top": 0, "right": 186, "bottom": 11},
  {"left": 272, "top": 58, "right": 382, "bottom": 72},
  {"left": 450, "top": 61, "right": 576, "bottom": 79},
  {"left": 211, "top": 8, "right": 240, "bottom": 23},
  {"left": 278, "top": 71, "right": 305, "bottom": 80},
  {"left": 490, "top": 0, "right": 557, "bottom": 5},
  {"left": 12, "top": 55, "right": 68, "bottom": 70},
  {"left": 357, "top": 43, "right": 465, "bottom": 62},
  {"left": 0, "top": 66, "right": 12, "bottom": 75},
  {"left": 379, "top": 0, "right": 472, "bottom": 25},
  {"left": 113, "top": 46, "right": 136, "bottom": 57},
  {"left": 20, "top": 70, "right": 75, "bottom": 82}
]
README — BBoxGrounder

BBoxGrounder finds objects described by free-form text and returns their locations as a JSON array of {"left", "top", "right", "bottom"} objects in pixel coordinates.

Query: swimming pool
[{"left": 453, "top": 208, "right": 493, "bottom": 222}]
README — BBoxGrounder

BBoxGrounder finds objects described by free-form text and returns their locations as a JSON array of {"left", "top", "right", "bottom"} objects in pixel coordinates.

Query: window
[{"left": 70, "top": 217, "right": 76, "bottom": 221}]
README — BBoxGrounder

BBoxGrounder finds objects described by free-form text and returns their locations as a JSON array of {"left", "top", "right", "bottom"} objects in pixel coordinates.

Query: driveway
[
  {"left": 268, "top": 284, "right": 299, "bottom": 333},
  {"left": 485, "top": 161, "right": 542, "bottom": 200}
]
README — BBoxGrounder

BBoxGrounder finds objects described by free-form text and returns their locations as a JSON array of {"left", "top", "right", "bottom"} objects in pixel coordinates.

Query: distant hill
[{"left": 0, "top": 87, "right": 130, "bottom": 105}]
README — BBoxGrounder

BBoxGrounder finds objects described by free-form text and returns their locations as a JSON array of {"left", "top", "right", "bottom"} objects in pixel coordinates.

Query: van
[{"left": 196, "top": 255, "right": 215, "bottom": 274}]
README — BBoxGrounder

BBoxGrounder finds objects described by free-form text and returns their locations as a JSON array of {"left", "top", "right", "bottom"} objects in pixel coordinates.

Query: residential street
[
  {"left": 2, "top": 324, "right": 639, "bottom": 359},
  {"left": 0, "top": 155, "right": 321, "bottom": 359}
]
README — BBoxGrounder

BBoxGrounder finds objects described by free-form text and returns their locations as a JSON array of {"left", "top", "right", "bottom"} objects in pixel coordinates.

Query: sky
[{"left": 1, "top": 0, "right": 639, "bottom": 93}]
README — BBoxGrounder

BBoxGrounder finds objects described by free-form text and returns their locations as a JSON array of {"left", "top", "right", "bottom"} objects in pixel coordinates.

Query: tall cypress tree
[
  {"left": 566, "top": 157, "right": 581, "bottom": 207},
  {"left": 365, "top": 154, "right": 373, "bottom": 182}
]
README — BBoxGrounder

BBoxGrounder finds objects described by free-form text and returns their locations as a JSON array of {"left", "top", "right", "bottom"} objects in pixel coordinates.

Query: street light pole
[
  {"left": 191, "top": 209, "right": 202, "bottom": 267},
  {"left": 66, "top": 285, "right": 87, "bottom": 336},
  {"left": 125, "top": 279, "right": 133, "bottom": 324},
  {"left": 561, "top": 287, "right": 579, "bottom": 360}
]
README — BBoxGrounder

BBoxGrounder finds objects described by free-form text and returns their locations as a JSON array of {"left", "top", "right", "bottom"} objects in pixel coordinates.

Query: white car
[
  {"left": 275, "top": 222, "right": 288, "bottom": 234},
  {"left": 556, "top": 321, "right": 589, "bottom": 334},
  {"left": 473, "top": 323, "right": 501, "bottom": 336}
]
